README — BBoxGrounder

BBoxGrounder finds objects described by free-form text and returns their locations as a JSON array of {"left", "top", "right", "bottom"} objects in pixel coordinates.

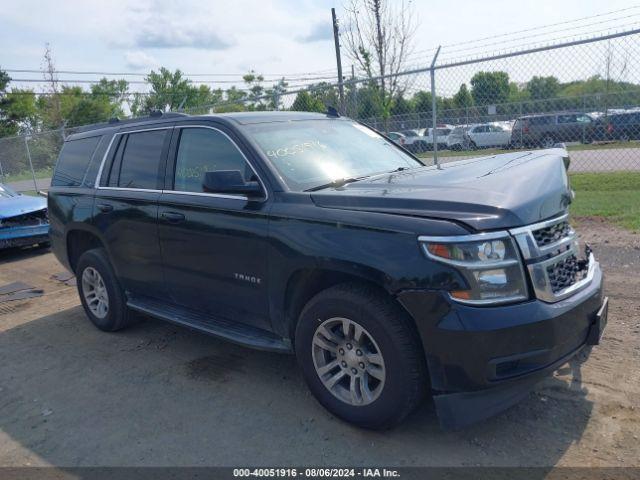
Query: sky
[{"left": 0, "top": 0, "right": 638, "bottom": 93}]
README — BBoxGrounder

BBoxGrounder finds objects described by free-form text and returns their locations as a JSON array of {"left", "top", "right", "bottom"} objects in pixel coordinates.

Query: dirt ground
[{"left": 0, "top": 219, "right": 638, "bottom": 468}]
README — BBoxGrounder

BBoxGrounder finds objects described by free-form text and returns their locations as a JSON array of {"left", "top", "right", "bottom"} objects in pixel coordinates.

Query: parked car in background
[
  {"left": 592, "top": 111, "right": 640, "bottom": 142},
  {"left": 446, "top": 125, "right": 471, "bottom": 150},
  {"left": 467, "top": 122, "right": 513, "bottom": 149},
  {"left": 399, "top": 129, "right": 427, "bottom": 152},
  {"left": 387, "top": 131, "right": 407, "bottom": 147},
  {"left": 0, "top": 183, "right": 49, "bottom": 249},
  {"left": 511, "top": 112, "right": 597, "bottom": 148},
  {"left": 423, "top": 125, "right": 454, "bottom": 151}
]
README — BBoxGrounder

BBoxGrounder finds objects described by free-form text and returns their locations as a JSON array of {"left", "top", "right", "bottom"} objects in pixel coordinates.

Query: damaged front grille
[
  {"left": 1, "top": 209, "right": 48, "bottom": 228},
  {"left": 532, "top": 221, "right": 572, "bottom": 247},
  {"left": 546, "top": 254, "right": 584, "bottom": 293},
  {"left": 510, "top": 214, "right": 595, "bottom": 302}
]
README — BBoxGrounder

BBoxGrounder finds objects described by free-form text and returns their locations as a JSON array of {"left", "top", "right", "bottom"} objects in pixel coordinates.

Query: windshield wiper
[{"left": 305, "top": 175, "right": 371, "bottom": 192}]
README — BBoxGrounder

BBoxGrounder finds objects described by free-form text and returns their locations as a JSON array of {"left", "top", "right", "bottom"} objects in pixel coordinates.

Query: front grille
[
  {"left": 546, "top": 254, "right": 580, "bottom": 293},
  {"left": 1, "top": 209, "right": 48, "bottom": 228},
  {"left": 510, "top": 214, "right": 594, "bottom": 302},
  {"left": 532, "top": 220, "right": 571, "bottom": 247}
]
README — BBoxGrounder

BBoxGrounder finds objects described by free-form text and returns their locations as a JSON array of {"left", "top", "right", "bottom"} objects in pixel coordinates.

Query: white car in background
[
  {"left": 399, "top": 129, "right": 427, "bottom": 152},
  {"left": 446, "top": 125, "right": 472, "bottom": 150},
  {"left": 387, "top": 131, "right": 407, "bottom": 147},
  {"left": 466, "top": 122, "right": 513, "bottom": 149},
  {"left": 423, "top": 125, "right": 454, "bottom": 150}
]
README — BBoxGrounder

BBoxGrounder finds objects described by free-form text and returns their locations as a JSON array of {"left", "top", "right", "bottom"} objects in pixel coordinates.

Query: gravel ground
[{"left": 0, "top": 219, "right": 638, "bottom": 468}]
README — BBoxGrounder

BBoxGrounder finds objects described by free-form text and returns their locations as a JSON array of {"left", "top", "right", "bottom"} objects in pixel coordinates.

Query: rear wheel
[
  {"left": 540, "top": 134, "right": 555, "bottom": 148},
  {"left": 295, "top": 283, "right": 427, "bottom": 429},
  {"left": 76, "top": 248, "right": 132, "bottom": 332}
]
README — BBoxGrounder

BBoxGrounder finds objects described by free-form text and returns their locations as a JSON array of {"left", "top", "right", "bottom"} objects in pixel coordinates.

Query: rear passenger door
[
  {"left": 93, "top": 126, "right": 172, "bottom": 298},
  {"left": 157, "top": 123, "right": 272, "bottom": 331}
]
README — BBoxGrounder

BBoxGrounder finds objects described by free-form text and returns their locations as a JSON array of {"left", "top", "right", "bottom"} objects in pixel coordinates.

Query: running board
[{"left": 127, "top": 296, "right": 292, "bottom": 354}]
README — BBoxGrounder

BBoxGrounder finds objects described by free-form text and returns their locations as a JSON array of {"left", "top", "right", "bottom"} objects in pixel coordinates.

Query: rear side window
[
  {"left": 530, "top": 116, "right": 554, "bottom": 125},
  {"left": 173, "top": 128, "right": 251, "bottom": 193},
  {"left": 114, "top": 130, "right": 168, "bottom": 189},
  {"left": 52, "top": 136, "right": 101, "bottom": 187}
]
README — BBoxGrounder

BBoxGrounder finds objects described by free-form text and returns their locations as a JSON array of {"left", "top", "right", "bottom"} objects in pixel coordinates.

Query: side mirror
[{"left": 202, "top": 170, "right": 264, "bottom": 197}]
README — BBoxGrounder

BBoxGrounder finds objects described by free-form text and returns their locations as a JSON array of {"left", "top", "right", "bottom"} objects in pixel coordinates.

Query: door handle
[
  {"left": 161, "top": 211, "right": 186, "bottom": 223},
  {"left": 96, "top": 203, "right": 113, "bottom": 213}
]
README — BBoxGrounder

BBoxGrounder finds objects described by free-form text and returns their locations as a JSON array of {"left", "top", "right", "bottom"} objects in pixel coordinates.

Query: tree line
[{"left": 2, "top": 64, "right": 639, "bottom": 139}]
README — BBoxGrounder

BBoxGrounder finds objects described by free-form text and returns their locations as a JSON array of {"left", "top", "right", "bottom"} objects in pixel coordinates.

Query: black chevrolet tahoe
[{"left": 48, "top": 111, "right": 608, "bottom": 429}]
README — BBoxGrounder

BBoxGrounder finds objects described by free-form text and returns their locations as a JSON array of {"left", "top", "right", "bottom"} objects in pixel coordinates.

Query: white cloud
[{"left": 124, "top": 51, "right": 158, "bottom": 70}]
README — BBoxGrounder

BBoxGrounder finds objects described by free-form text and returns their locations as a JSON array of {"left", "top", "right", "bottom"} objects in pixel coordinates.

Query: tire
[
  {"left": 76, "top": 248, "right": 132, "bottom": 332},
  {"left": 540, "top": 134, "right": 555, "bottom": 149},
  {"left": 295, "top": 283, "right": 427, "bottom": 429}
]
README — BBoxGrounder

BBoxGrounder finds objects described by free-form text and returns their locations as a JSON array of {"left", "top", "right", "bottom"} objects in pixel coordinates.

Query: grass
[
  {"left": 570, "top": 172, "right": 640, "bottom": 231},
  {"left": 2, "top": 167, "right": 53, "bottom": 184}
]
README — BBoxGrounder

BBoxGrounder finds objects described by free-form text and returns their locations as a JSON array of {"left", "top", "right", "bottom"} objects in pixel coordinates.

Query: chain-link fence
[{"left": 2, "top": 28, "right": 640, "bottom": 193}]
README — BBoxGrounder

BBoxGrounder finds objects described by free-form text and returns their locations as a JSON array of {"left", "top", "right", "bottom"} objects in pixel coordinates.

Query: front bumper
[
  {"left": 397, "top": 260, "right": 605, "bottom": 429},
  {"left": 0, "top": 224, "right": 50, "bottom": 249}
]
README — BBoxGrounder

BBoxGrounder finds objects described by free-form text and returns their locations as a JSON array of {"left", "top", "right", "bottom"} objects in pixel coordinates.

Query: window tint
[
  {"left": 174, "top": 128, "right": 250, "bottom": 193},
  {"left": 557, "top": 114, "right": 577, "bottom": 124},
  {"left": 530, "top": 116, "right": 554, "bottom": 125},
  {"left": 52, "top": 136, "right": 101, "bottom": 187},
  {"left": 117, "top": 130, "right": 167, "bottom": 189},
  {"left": 107, "top": 135, "right": 126, "bottom": 187},
  {"left": 576, "top": 114, "right": 592, "bottom": 123}
]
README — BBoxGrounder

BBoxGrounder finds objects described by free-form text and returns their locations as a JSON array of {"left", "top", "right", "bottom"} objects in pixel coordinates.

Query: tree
[
  {"left": 342, "top": 0, "right": 416, "bottom": 122},
  {"left": 1, "top": 68, "right": 38, "bottom": 136},
  {"left": 470, "top": 71, "right": 510, "bottom": 106},
  {"left": 452, "top": 84, "right": 473, "bottom": 109},
  {"left": 291, "top": 90, "right": 325, "bottom": 112},
  {"left": 142, "top": 67, "right": 199, "bottom": 113},
  {"left": 525, "top": 76, "right": 560, "bottom": 101}
]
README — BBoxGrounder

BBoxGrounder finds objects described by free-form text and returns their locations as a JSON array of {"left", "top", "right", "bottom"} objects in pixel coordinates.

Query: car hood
[
  {"left": 310, "top": 148, "right": 572, "bottom": 231},
  {"left": 0, "top": 194, "right": 47, "bottom": 220}
]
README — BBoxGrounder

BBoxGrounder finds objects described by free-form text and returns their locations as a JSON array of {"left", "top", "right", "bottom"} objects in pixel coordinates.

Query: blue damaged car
[{"left": 0, "top": 183, "right": 49, "bottom": 249}]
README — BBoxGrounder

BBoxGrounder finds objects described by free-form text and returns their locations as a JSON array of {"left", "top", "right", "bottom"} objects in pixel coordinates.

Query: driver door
[{"left": 157, "top": 123, "right": 272, "bottom": 331}]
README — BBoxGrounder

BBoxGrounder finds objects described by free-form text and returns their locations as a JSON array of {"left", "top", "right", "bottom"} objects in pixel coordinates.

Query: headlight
[{"left": 419, "top": 232, "right": 528, "bottom": 305}]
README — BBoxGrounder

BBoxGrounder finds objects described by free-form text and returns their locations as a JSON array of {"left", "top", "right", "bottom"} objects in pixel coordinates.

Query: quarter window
[
  {"left": 116, "top": 130, "right": 167, "bottom": 189},
  {"left": 174, "top": 128, "right": 251, "bottom": 193},
  {"left": 52, "top": 136, "right": 101, "bottom": 187}
]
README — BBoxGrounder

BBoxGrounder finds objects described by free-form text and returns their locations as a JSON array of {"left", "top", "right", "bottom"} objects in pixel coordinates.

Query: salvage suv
[{"left": 48, "top": 111, "right": 607, "bottom": 429}]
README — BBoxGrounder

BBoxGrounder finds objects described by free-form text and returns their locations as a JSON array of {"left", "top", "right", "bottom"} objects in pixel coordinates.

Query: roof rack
[{"left": 72, "top": 111, "right": 189, "bottom": 134}]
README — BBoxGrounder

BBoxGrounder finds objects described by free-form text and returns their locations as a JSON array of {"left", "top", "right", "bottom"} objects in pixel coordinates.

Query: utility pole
[{"left": 331, "top": 8, "right": 344, "bottom": 110}]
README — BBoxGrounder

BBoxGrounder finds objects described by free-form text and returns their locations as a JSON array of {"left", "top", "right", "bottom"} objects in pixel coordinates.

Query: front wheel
[{"left": 295, "top": 283, "right": 428, "bottom": 429}]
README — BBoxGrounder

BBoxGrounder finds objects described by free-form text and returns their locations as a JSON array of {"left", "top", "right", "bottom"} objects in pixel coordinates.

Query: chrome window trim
[
  {"left": 169, "top": 125, "right": 268, "bottom": 202},
  {"left": 93, "top": 125, "right": 268, "bottom": 202},
  {"left": 95, "top": 126, "right": 172, "bottom": 189}
]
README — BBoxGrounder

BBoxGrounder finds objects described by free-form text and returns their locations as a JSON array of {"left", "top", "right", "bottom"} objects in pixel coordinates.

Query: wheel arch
[{"left": 65, "top": 227, "right": 108, "bottom": 274}]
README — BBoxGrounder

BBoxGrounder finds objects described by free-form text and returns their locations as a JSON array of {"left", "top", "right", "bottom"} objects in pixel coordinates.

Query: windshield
[
  {"left": 0, "top": 184, "right": 18, "bottom": 198},
  {"left": 245, "top": 119, "right": 424, "bottom": 191}
]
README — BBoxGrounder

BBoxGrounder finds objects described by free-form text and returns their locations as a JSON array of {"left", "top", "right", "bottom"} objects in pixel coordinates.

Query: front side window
[
  {"left": 557, "top": 114, "right": 578, "bottom": 124},
  {"left": 245, "top": 120, "right": 423, "bottom": 191},
  {"left": 117, "top": 130, "right": 167, "bottom": 189},
  {"left": 174, "top": 128, "right": 251, "bottom": 193}
]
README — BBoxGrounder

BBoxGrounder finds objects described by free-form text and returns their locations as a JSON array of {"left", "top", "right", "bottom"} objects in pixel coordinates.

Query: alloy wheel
[
  {"left": 312, "top": 317, "right": 386, "bottom": 406},
  {"left": 81, "top": 266, "right": 109, "bottom": 319}
]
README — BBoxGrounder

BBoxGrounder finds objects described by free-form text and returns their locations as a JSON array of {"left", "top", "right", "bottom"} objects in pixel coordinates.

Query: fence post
[
  {"left": 24, "top": 135, "right": 39, "bottom": 192},
  {"left": 430, "top": 46, "right": 442, "bottom": 169}
]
